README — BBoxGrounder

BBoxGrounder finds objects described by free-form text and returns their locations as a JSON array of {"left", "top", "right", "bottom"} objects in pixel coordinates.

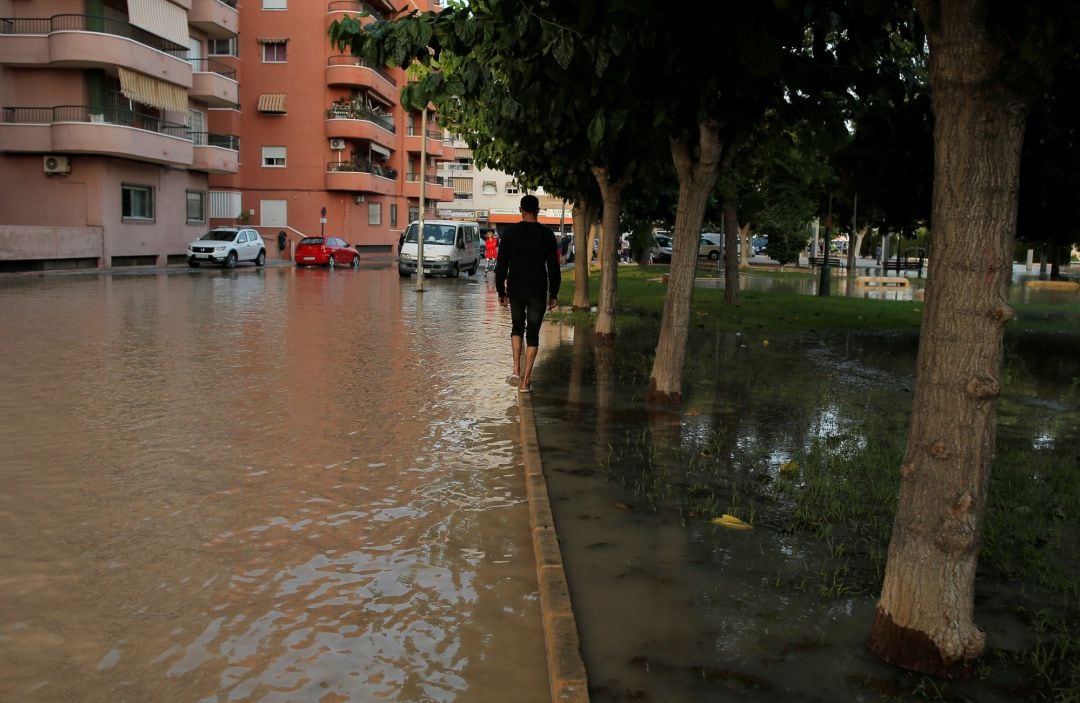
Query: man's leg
[
  {"left": 511, "top": 334, "right": 523, "bottom": 378},
  {"left": 520, "top": 294, "right": 546, "bottom": 390},
  {"left": 521, "top": 345, "right": 538, "bottom": 389}
]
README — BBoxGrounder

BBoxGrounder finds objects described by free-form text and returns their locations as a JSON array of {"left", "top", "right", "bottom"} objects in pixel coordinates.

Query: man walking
[{"left": 495, "top": 194, "right": 561, "bottom": 393}]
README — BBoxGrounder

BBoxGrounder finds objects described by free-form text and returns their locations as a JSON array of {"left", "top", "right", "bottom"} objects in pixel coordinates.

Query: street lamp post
[
  {"left": 818, "top": 194, "right": 833, "bottom": 297},
  {"left": 416, "top": 106, "right": 428, "bottom": 293}
]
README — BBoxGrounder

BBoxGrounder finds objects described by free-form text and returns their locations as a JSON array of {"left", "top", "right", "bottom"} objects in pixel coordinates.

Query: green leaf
[
  {"left": 588, "top": 112, "right": 606, "bottom": 147},
  {"left": 553, "top": 31, "right": 574, "bottom": 70}
]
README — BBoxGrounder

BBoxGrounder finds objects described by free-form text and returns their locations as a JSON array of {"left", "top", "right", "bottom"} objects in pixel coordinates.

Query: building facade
[
  {"left": 0, "top": 0, "right": 241, "bottom": 270},
  {"left": 209, "top": 0, "right": 453, "bottom": 257}
]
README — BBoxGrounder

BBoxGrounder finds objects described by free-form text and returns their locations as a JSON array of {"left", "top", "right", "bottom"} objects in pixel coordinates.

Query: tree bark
[
  {"left": 647, "top": 120, "right": 725, "bottom": 404},
  {"left": 571, "top": 200, "right": 593, "bottom": 311},
  {"left": 867, "top": 0, "right": 1032, "bottom": 677},
  {"left": 592, "top": 166, "right": 627, "bottom": 338},
  {"left": 845, "top": 225, "right": 870, "bottom": 296},
  {"left": 738, "top": 223, "right": 752, "bottom": 270},
  {"left": 723, "top": 205, "right": 742, "bottom": 305}
]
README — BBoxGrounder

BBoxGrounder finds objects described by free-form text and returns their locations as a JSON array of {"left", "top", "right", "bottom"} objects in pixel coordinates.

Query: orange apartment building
[
  {"left": 0, "top": 0, "right": 241, "bottom": 270},
  {"left": 0, "top": 0, "right": 453, "bottom": 271},
  {"left": 208, "top": 0, "right": 452, "bottom": 258}
]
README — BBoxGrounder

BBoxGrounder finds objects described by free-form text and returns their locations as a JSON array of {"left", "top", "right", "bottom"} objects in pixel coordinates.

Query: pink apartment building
[{"left": 0, "top": 0, "right": 450, "bottom": 271}]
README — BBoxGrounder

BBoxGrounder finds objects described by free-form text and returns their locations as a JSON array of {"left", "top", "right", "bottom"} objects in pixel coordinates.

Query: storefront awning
[
  {"left": 257, "top": 93, "right": 287, "bottom": 113},
  {"left": 127, "top": 0, "right": 189, "bottom": 48},
  {"left": 118, "top": 67, "right": 187, "bottom": 112},
  {"left": 488, "top": 212, "right": 573, "bottom": 226}
]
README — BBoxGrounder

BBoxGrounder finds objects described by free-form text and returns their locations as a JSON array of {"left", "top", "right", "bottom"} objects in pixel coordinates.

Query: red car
[{"left": 294, "top": 236, "right": 359, "bottom": 269}]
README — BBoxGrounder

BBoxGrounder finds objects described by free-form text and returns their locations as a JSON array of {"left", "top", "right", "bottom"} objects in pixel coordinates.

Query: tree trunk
[
  {"left": 592, "top": 166, "right": 627, "bottom": 338},
  {"left": 723, "top": 205, "right": 741, "bottom": 305},
  {"left": 867, "top": 0, "right": 1032, "bottom": 677},
  {"left": 647, "top": 120, "right": 725, "bottom": 404},
  {"left": 738, "top": 223, "right": 752, "bottom": 270},
  {"left": 571, "top": 200, "right": 593, "bottom": 311},
  {"left": 845, "top": 225, "right": 870, "bottom": 296}
]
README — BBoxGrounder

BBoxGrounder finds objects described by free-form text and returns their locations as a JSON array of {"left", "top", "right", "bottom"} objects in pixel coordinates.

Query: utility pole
[{"left": 416, "top": 106, "right": 428, "bottom": 293}]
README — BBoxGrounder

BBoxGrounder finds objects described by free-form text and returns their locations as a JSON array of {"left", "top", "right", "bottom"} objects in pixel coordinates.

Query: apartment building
[
  {"left": 436, "top": 133, "right": 573, "bottom": 235},
  {"left": 209, "top": 0, "right": 453, "bottom": 257},
  {"left": 0, "top": 0, "right": 241, "bottom": 270}
]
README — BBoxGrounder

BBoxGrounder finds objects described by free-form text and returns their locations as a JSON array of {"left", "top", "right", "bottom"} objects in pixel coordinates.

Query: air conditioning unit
[
  {"left": 329, "top": 138, "right": 346, "bottom": 151},
  {"left": 43, "top": 155, "right": 71, "bottom": 175},
  {"left": 354, "top": 194, "right": 365, "bottom": 204}
]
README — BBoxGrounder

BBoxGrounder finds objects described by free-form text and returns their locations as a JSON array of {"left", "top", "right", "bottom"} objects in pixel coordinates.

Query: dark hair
[{"left": 519, "top": 194, "right": 540, "bottom": 215}]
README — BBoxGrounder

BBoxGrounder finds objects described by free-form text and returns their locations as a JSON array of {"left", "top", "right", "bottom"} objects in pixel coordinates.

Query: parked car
[
  {"left": 295, "top": 236, "right": 359, "bottom": 269},
  {"left": 187, "top": 227, "right": 266, "bottom": 269},
  {"left": 699, "top": 233, "right": 723, "bottom": 260},
  {"left": 752, "top": 236, "right": 769, "bottom": 255},
  {"left": 650, "top": 233, "right": 673, "bottom": 263}
]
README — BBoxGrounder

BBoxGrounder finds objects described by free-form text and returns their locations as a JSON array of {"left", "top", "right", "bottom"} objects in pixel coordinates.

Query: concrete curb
[{"left": 517, "top": 395, "right": 590, "bottom": 703}]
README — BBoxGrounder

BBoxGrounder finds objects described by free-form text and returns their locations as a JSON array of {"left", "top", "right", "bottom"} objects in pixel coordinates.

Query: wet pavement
[{"left": 0, "top": 266, "right": 548, "bottom": 702}]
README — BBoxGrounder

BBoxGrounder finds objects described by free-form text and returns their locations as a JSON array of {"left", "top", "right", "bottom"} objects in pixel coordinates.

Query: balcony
[
  {"left": 0, "top": 15, "right": 190, "bottom": 87},
  {"left": 190, "top": 132, "right": 239, "bottom": 173},
  {"left": 1, "top": 105, "right": 193, "bottom": 167},
  {"left": 189, "top": 58, "right": 238, "bottom": 108},
  {"left": 326, "top": 1, "right": 386, "bottom": 21},
  {"left": 325, "top": 102, "right": 396, "bottom": 151},
  {"left": 326, "top": 56, "right": 397, "bottom": 104},
  {"left": 325, "top": 161, "right": 396, "bottom": 194},
  {"left": 189, "top": 0, "right": 238, "bottom": 39},
  {"left": 405, "top": 124, "right": 446, "bottom": 157},
  {"left": 403, "top": 174, "right": 454, "bottom": 202}
]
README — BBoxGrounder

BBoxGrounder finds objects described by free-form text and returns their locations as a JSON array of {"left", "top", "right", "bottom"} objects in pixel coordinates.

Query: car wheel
[
  {"left": 399, "top": 267, "right": 410, "bottom": 278},
  {"left": 351, "top": 255, "right": 360, "bottom": 269},
  {"left": 188, "top": 260, "right": 199, "bottom": 268},
  {"left": 328, "top": 256, "right": 335, "bottom": 270},
  {"left": 225, "top": 251, "right": 238, "bottom": 269},
  {"left": 450, "top": 263, "right": 460, "bottom": 278},
  {"left": 468, "top": 260, "right": 479, "bottom": 275},
  {"left": 255, "top": 250, "right": 266, "bottom": 267},
  {"left": 708, "top": 250, "right": 720, "bottom": 261}
]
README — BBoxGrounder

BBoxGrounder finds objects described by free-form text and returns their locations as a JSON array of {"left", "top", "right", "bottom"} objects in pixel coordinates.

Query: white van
[{"left": 398, "top": 220, "right": 482, "bottom": 277}]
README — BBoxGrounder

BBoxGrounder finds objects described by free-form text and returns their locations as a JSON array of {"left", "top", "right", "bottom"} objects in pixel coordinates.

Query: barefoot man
[{"left": 495, "top": 194, "right": 561, "bottom": 393}]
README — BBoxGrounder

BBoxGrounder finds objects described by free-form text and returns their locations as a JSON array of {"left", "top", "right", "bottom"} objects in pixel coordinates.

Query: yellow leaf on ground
[
  {"left": 780, "top": 461, "right": 798, "bottom": 473},
  {"left": 710, "top": 514, "right": 753, "bottom": 530}
]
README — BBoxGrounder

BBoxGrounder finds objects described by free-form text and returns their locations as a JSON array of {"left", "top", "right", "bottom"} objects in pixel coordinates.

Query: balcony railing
[
  {"left": 326, "top": 1, "right": 384, "bottom": 21},
  {"left": 189, "top": 131, "right": 239, "bottom": 149},
  {"left": 407, "top": 125, "right": 443, "bottom": 140},
  {"left": 405, "top": 174, "right": 448, "bottom": 186},
  {"left": 3, "top": 105, "right": 189, "bottom": 139},
  {"left": 188, "top": 57, "right": 236, "bottom": 79},
  {"left": 326, "top": 102, "right": 396, "bottom": 133},
  {"left": 326, "top": 161, "right": 397, "bottom": 179},
  {"left": 0, "top": 15, "right": 188, "bottom": 57},
  {"left": 326, "top": 55, "right": 397, "bottom": 86}
]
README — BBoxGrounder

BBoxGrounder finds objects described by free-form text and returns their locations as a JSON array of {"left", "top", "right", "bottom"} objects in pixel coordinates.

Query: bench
[
  {"left": 855, "top": 276, "right": 910, "bottom": 288},
  {"left": 881, "top": 259, "right": 925, "bottom": 276},
  {"left": 808, "top": 256, "right": 843, "bottom": 268}
]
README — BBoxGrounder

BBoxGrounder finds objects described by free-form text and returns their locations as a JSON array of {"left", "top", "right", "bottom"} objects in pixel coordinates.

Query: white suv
[{"left": 187, "top": 228, "right": 266, "bottom": 269}]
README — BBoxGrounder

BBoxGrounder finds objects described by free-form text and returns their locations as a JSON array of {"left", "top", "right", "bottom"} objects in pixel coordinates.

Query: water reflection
[
  {"left": 0, "top": 268, "right": 547, "bottom": 702},
  {"left": 531, "top": 320, "right": 1079, "bottom": 702}
]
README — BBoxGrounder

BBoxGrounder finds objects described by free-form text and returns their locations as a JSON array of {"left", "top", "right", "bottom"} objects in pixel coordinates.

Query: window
[
  {"left": 368, "top": 202, "right": 382, "bottom": 226},
  {"left": 481, "top": 181, "right": 497, "bottom": 196},
  {"left": 505, "top": 181, "right": 520, "bottom": 195},
  {"left": 261, "top": 146, "right": 286, "bottom": 167},
  {"left": 408, "top": 207, "right": 419, "bottom": 223},
  {"left": 260, "top": 199, "right": 287, "bottom": 227},
  {"left": 186, "top": 191, "right": 206, "bottom": 223},
  {"left": 122, "top": 185, "right": 154, "bottom": 221},
  {"left": 210, "top": 191, "right": 241, "bottom": 219},
  {"left": 262, "top": 0, "right": 287, "bottom": 8},
  {"left": 390, "top": 204, "right": 398, "bottom": 227},
  {"left": 209, "top": 38, "right": 236, "bottom": 56},
  {"left": 262, "top": 42, "right": 287, "bottom": 63}
]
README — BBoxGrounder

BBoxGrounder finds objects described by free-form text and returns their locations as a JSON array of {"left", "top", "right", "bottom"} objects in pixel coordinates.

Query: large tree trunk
[
  {"left": 867, "top": 0, "right": 1031, "bottom": 677},
  {"left": 592, "top": 167, "right": 627, "bottom": 338},
  {"left": 571, "top": 200, "right": 593, "bottom": 311},
  {"left": 722, "top": 205, "right": 741, "bottom": 305},
  {"left": 845, "top": 225, "right": 870, "bottom": 296},
  {"left": 647, "top": 120, "right": 725, "bottom": 403}
]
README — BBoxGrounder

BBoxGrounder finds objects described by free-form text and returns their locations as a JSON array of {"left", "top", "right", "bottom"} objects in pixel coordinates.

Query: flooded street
[{"left": 0, "top": 267, "right": 548, "bottom": 702}]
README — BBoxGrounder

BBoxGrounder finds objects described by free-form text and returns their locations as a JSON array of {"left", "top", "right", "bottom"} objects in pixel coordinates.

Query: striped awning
[
  {"left": 118, "top": 67, "right": 188, "bottom": 112},
  {"left": 127, "top": 0, "right": 189, "bottom": 48},
  {"left": 257, "top": 93, "right": 287, "bottom": 113},
  {"left": 256, "top": 37, "right": 290, "bottom": 44}
]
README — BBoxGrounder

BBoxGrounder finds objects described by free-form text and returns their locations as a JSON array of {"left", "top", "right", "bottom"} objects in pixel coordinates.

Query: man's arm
[
  {"left": 494, "top": 229, "right": 510, "bottom": 302},
  {"left": 547, "top": 231, "right": 561, "bottom": 309}
]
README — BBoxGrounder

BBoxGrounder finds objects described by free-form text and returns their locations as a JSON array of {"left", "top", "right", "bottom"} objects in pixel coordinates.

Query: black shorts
[{"left": 509, "top": 294, "right": 547, "bottom": 347}]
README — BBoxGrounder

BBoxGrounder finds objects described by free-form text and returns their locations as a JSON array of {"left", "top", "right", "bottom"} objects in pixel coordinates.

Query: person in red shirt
[{"left": 483, "top": 230, "right": 498, "bottom": 274}]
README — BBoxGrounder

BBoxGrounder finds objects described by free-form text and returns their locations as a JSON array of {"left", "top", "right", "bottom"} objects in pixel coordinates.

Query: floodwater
[
  {"left": 529, "top": 309, "right": 1079, "bottom": 701},
  {"left": 0, "top": 266, "right": 548, "bottom": 702}
]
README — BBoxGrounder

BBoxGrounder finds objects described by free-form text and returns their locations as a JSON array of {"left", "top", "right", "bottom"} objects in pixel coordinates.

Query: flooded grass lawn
[{"left": 532, "top": 284, "right": 1080, "bottom": 702}]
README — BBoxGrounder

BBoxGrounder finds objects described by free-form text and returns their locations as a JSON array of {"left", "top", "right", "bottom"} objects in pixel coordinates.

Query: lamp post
[
  {"left": 416, "top": 106, "right": 428, "bottom": 293},
  {"left": 818, "top": 194, "right": 833, "bottom": 296}
]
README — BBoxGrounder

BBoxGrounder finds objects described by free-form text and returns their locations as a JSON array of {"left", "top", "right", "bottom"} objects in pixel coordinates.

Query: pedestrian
[
  {"left": 484, "top": 229, "right": 498, "bottom": 274},
  {"left": 495, "top": 194, "right": 561, "bottom": 393}
]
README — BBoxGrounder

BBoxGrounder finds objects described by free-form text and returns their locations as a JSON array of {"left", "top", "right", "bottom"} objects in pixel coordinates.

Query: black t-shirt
[{"left": 495, "top": 220, "right": 561, "bottom": 300}]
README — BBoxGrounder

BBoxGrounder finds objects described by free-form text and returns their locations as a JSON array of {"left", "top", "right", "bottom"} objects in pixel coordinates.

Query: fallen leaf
[
  {"left": 780, "top": 461, "right": 798, "bottom": 473},
  {"left": 710, "top": 514, "right": 753, "bottom": 530}
]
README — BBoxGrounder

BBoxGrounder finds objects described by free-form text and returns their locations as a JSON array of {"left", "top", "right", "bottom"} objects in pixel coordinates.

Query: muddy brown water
[{"left": 0, "top": 267, "right": 547, "bottom": 702}]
